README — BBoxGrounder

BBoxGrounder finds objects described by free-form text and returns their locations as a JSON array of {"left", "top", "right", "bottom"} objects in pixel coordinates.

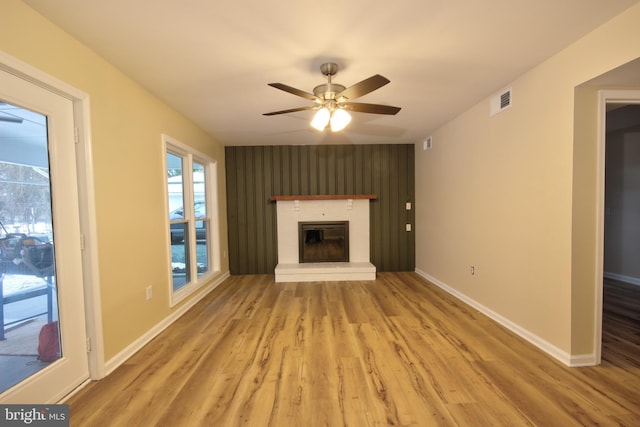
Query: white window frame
[{"left": 162, "top": 134, "right": 220, "bottom": 306}]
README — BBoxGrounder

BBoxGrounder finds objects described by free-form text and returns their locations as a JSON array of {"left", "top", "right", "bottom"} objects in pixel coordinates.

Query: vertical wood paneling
[
  {"left": 318, "top": 148, "right": 328, "bottom": 194},
  {"left": 225, "top": 148, "right": 239, "bottom": 273},
  {"left": 290, "top": 146, "right": 300, "bottom": 195},
  {"left": 407, "top": 148, "right": 416, "bottom": 266},
  {"left": 397, "top": 145, "right": 410, "bottom": 266},
  {"left": 299, "top": 146, "right": 309, "bottom": 195},
  {"left": 244, "top": 149, "right": 257, "bottom": 272},
  {"left": 254, "top": 146, "right": 266, "bottom": 273},
  {"left": 225, "top": 144, "right": 415, "bottom": 274},
  {"left": 262, "top": 147, "right": 277, "bottom": 271},
  {"left": 312, "top": 146, "right": 317, "bottom": 193}
]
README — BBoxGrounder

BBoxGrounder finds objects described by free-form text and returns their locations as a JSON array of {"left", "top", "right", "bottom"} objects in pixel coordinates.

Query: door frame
[
  {"left": 594, "top": 89, "right": 640, "bottom": 364},
  {"left": 0, "top": 51, "right": 105, "bottom": 384}
]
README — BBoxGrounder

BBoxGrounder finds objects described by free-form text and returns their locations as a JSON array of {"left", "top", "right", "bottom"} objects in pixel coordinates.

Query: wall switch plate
[
  {"left": 406, "top": 202, "right": 412, "bottom": 210},
  {"left": 146, "top": 286, "right": 153, "bottom": 300},
  {"left": 406, "top": 224, "right": 412, "bottom": 232}
]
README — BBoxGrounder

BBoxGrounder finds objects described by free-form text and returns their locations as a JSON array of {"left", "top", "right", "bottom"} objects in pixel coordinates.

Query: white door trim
[
  {"left": 0, "top": 50, "right": 105, "bottom": 383},
  {"left": 595, "top": 89, "right": 640, "bottom": 364}
]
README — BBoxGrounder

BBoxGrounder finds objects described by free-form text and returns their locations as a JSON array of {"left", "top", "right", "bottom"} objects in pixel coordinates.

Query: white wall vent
[{"left": 490, "top": 87, "right": 512, "bottom": 116}]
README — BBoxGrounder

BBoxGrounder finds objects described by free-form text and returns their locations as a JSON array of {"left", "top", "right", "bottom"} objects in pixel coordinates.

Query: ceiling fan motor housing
[
  {"left": 313, "top": 83, "right": 346, "bottom": 102},
  {"left": 315, "top": 63, "right": 346, "bottom": 104},
  {"left": 320, "top": 62, "right": 339, "bottom": 77}
]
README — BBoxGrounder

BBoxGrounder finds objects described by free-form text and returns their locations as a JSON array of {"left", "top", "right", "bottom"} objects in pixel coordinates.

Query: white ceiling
[{"left": 24, "top": 0, "right": 640, "bottom": 147}]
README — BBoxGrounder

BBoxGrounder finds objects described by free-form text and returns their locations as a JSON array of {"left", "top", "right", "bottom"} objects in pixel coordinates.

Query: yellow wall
[
  {"left": 1, "top": 0, "right": 228, "bottom": 360},
  {"left": 571, "top": 85, "right": 600, "bottom": 357},
  {"left": 416, "top": 3, "right": 640, "bottom": 360}
]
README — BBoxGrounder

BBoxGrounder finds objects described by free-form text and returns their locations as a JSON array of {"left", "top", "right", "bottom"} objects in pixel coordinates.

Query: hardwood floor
[
  {"left": 602, "top": 278, "right": 640, "bottom": 369},
  {"left": 68, "top": 273, "right": 640, "bottom": 426}
]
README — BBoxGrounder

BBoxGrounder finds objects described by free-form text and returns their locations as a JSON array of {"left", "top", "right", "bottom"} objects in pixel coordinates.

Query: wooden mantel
[{"left": 269, "top": 194, "right": 377, "bottom": 202}]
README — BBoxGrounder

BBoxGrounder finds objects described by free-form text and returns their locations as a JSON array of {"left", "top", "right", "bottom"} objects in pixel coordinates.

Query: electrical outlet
[
  {"left": 146, "top": 285, "right": 153, "bottom": 300},
  {"left": 406, "top": 223, "right": 412, "bottom": 232}
]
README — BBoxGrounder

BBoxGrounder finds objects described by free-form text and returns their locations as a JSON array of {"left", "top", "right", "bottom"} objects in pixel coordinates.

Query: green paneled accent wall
[{"left": 225, "top": 144, "right": 415, "bottom": 274}]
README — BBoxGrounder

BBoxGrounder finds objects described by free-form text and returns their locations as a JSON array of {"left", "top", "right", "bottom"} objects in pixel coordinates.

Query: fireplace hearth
[{"left": 299, "top": 221, "right": 349, "bottom": 263}]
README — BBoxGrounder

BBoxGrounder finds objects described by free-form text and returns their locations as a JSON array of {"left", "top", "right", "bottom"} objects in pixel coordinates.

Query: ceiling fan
[{"left": 263, "top": 62, "right": 401, "bottom": 132}]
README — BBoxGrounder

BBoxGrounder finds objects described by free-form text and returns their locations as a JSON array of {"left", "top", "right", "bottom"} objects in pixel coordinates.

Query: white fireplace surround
[{"left": 272, "top": 195, "right": 377, "bottom": 282}]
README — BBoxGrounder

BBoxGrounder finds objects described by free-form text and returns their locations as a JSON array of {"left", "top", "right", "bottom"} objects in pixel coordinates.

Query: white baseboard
[
  {"left": 604, "top": 271, "right": 640, "bottom": 286},
  {"left": 569, "top": 353, "right": 598, "bottom": 367},
  {"left": 104, "top": 271, "right": 230, "bottom": 375},
  {"left": 414, "top": 269, "right": 594, "bottom": 367}
]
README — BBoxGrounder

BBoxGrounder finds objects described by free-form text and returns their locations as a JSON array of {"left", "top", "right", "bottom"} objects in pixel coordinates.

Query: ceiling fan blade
[
  {"left": 267, "top": 83, "right": 318, "bottom": 101},
  {"left": 336, "top": 75, "right": 390, "bottom": 100},
  {"left": 345, "top": 102, "right": 401, "bottom": 115},
  {"left": 263, "top": 106, "right": 315, "bottom": 116}
]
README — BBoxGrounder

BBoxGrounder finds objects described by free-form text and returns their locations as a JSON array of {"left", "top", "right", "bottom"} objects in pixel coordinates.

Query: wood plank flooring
[
  {"left": 602, "top": 278, "right": 640, "bottom": 369},
  {"left": 67, "top": 273, "right": 640, "bottom": 426}
]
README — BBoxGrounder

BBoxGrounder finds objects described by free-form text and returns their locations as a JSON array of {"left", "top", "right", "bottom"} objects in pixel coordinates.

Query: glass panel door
[
  {"left": 0, "top": 103, "right": 59, "bottom": 394},
  {"left": 0, "top": 69, "right": 88, "bottom": 403}
]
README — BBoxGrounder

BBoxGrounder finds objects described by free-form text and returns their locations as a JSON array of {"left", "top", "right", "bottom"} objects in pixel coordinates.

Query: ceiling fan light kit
[
  {"left": 310, "top": 107, "right": 330, "bottom": 131},
  {"left": 264, "top": 62, "right": 401, "bottom": 132},
  {"left": 329, "top": 108, "right": 351, "bottom": 132},
  {"left": 310, "top": 106, "right": 352, "bottom": 132}
]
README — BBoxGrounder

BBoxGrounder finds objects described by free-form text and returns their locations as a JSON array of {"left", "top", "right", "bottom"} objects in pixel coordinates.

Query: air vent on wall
[{"left": 490, "top": 87, "right": 512, "bottom": 116}]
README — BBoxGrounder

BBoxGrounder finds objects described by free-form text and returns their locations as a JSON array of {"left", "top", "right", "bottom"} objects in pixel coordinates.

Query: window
[{"left": 164, "top": 134, "right": 219, "bottom": 305}]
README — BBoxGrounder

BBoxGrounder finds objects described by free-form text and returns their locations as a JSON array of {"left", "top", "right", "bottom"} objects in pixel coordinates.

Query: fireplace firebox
[{"left": 298, "top": 221, "right": 349, "bottom": 263}]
